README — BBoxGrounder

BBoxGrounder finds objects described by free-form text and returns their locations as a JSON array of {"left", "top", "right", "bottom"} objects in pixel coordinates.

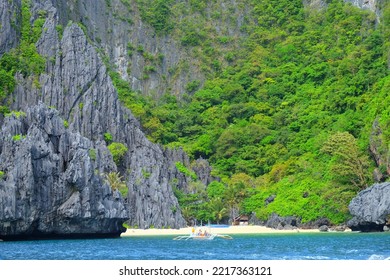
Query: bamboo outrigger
[{"left": 173, "top": 227, "right": 233, "bottom": 240}]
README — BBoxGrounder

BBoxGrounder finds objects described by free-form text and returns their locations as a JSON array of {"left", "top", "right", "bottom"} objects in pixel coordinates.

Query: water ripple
[{"left": 1, "top": 233, "right": 390, "bottom": 260}]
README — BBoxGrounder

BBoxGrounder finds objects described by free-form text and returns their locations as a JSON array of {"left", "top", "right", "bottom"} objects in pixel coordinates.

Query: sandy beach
[{"left": 121, "top": 225, "right": 322, "bottom": 237}]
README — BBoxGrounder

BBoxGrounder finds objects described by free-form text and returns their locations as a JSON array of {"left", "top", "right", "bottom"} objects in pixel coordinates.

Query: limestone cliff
[
  {"left": 49, "top": 0, "right": 251, "bottom": 97},
  {"left": 0, "top": 104, "right": 128, "bottom": 240},
  {"left": 304, "top": 0, "right": 383, "bottom": 19},
  {"left": 348, "top": 182, "right": 390, "bottom": 232},
  {"left": 49, "top": 0, "right": 203, "bottom": 97},
  {"left": 1, "top": 0, "right": 194, "bottom": 237},
  {"left": 344, "top": 0, "right": 380, "bottom": 12},
  {"left": 54, "top": 0, "right": 384, "bottom": 97},
  {"left": 0, "top": 0, "right": 20, "bottom": 55},
  {"left": 345, "top": 0, "right": 383, "bottom": 22},
  {"left": 369, "top": 119, "right": 389, "bottom": 182}
]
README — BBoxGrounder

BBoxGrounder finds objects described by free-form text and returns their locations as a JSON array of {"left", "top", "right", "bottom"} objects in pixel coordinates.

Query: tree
[
  {"left": 206, "top": 181, "right": 226, "bottom": 199},
  {"left": 104, "top": 172, "right": 128, "bottom": 197},
  {"left": 0, "top": 69, "right": 15, "bottom": 99},
  {"left": 138, "top": 0, "right": 174, "bottom": 34},
  {"left": 224, "top": 173, "right": 253, "bottom": 219},
  {"left": 210, "top": 197, "right": 228, "bottom": 224},
  {"left": 180, "top": 206, "right": 193, "bottom": 226},
  {"left": 321, "top": 132, "right": 370, "bottom": 189}
]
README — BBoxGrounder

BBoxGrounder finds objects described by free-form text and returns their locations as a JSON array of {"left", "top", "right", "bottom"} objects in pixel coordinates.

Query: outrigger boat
[{"left": 173, "top": 227, "right": 233, "bottom": 240}]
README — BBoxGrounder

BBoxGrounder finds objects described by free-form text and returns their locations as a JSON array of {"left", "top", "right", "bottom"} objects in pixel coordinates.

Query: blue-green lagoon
[{"left": 1, "top": 232, "right": 390, "bottom": 260}]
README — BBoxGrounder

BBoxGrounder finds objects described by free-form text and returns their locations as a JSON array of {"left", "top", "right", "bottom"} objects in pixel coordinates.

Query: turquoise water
[{"left": 1, "top": 232, "right": 390, "bottom": 260}]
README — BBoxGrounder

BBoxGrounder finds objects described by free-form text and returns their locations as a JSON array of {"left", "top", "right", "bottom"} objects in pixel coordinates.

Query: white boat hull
[{"left": 173, "top": 233, "right": 232, "bottom": 240}]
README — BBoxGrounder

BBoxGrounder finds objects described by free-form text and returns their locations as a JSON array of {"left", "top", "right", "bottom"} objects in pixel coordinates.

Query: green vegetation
[
  {"left": 108, "top": 70, "right": 149, "bottom": 123},
  {"left": 56, "top": 24, "right": 64, "bottom": 39},
  {"left": 104, "top": 172, "right": 128, "bottom": 198},
  {"left": 136, "top": 0, "right": 174, "bottom": 34},
  {"left": 175, "top": 162, "right": 197, "bottom": 180},
  {"left": 141, "top": 168, "right": 151, "bottom": 179},
  {"left": 107, "top": 142, "right": 128, "bottom": 164},
  {"left": 5, "top": 111, "right": 26, "bottom": 118},
  {"left": 117, "top": 0, "right": 390, "bottom": 225},
  {"left": 104, "top": 132, "right": 113, "bottom": 144},
  {"left": 12, "top": 134, "right": 25, "bottom": 141},
  {"left": 0, "top": 0, "right": 46, "bottom": 115},
  {"left": 122, "top": 222, "right": 131, "bottom": 229},
  {"left": 321, "top": 132, "right": 370, "bottom": 189},
  {"left": 89, "top": 148, "right": 97, "bottom": 161},
  {"left": 0, "top": 171, "right": 4, "bottom": 180},
  {"left": 174, "top": 180, "right": 230, "bottom": 225}
]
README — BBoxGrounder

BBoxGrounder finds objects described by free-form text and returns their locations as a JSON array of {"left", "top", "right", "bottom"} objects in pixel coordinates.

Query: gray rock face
[
  {"left": 0, "top": 0, "right": 20, "bottom": 56},
  {"left": 47, "top": 0, "right": 252, "bottom": 98},
  {"left": 348, "top": 183, "right": 390, "bottom": 232},
  {"left": 369, "top": 119, "right": 389, "bottom": 182},
  {"left": 49, "top": 0, "right": 203, "bottom": 97},
  {"left": 344, "top": 0, "right": 383, "bottom": 22},
  {"left": 302, "top": 0, "right": 328, "bottom": 10},
  {"left": 304, "top": 0, "right": 383, "bottom": 22},
  {"left": 265, "top": 213, "right": 332, "bottom": 230},
  {"left": 265, "top": 213, "right": 300, "bottom": 230},
  {"left": 344, "top": 0, "right": 379, "bottom": 12},
  {"left": 191, "top": 158, "right": 215, "bottom": 186},
  {"left": 319, "top": 225, "right": 329, "bottom": 232},
  {"left": 265, "top": 194, "right": 276, "bottom": 205},
  {"left": 304, "top": 0, "right": 381, "bottom": 12},
  {"left": 0, "top": 104, "right": 127, "bottom": 240},
  {"left": 4, "top": 0, "right": 188, "bottom": 231},
  {"left": 333, "top": 225, "right": 347, "bottom": 232}
]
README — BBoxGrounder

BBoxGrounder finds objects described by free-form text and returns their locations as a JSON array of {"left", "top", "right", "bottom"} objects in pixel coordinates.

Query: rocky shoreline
[{"left": 347, "top": 182, "right": 390, "bottom": 232}]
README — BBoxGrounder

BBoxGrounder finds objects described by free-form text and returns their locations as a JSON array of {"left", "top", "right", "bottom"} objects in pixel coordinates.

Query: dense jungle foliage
[{"left": 120, "top": 0, "right": 390, "bottom": 225}]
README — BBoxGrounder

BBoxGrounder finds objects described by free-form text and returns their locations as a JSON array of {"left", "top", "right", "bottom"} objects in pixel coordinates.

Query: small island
[{"left": 1, "top": 0, "right": 390, "bottom": 241}]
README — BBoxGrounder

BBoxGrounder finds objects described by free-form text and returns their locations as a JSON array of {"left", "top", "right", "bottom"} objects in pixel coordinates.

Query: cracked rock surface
[{"left": 0, "top": 104, "right": 127, "bottom": 240}]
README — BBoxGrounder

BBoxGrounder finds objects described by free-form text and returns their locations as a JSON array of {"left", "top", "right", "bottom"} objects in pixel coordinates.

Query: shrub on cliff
[{"left": 107, "top": 142, "right": 128, "bottom": 165}]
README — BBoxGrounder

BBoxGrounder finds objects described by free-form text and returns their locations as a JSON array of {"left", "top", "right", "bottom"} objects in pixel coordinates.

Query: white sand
[{"left": 121, "top": 225, "right": 321, "bottom": 237}]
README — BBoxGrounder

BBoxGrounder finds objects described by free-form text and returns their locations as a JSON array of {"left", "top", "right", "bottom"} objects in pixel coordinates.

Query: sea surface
[{"left": 1, "top": 232, "right": 390, "bottom": 260}]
